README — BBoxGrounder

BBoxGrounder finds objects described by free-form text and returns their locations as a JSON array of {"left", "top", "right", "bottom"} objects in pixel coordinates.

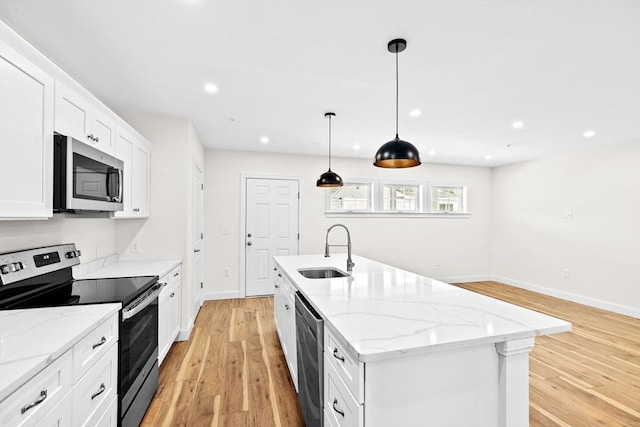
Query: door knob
[{"left": 247, "top": 242, "right": 252, "bottom": 246}]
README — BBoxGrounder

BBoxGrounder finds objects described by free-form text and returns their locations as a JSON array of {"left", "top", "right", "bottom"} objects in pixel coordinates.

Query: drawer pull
[
  {"left": 21, "top": 390, "right": 47, "bottom": 414},
  {"left": 332, "top": 398, "right": 345, "bottom": 418},
  {"left": 169, "top": 292, "right": 175, "bottom": 298},
  {"left": 275, "top": 284, "right": 280, "bottom": 288},
  {"left": 285, "top": 304, "right": 291, "bottom": 310},
  {"left": 332, "top": 347, "right": 345, "bottom": 363},
  {"left": 91, "top": 383, "right": 106, "bottom": 400},
  {"left": 92, "top": 336, "right": 107, "bottom": 349},
  {"left": 173, "top": 272, "right": 179, "bottom": 277}
]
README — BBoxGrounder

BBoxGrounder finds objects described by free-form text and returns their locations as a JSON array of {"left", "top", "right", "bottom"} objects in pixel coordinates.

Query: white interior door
[
  {"left": 192, "top": 163, "right": 204, "bottom": 317},
  {"left": 245, "top": 178, "right": 299, "bottom": 296}
]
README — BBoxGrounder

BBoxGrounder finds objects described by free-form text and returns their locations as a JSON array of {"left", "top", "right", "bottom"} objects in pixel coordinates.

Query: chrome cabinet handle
[
  {"left": 285, "top": 304, "right": 291, "bottom": 310},
  {"left": 21, "top": 390, "right": 47, "bottom": 414},
  {"left": 92, "top": 336, "right": 107, "bottom": 349},
  {"left": 333, "top": 348, "right": 345, "bottom": 363},
  {"left": 91, "top": 383, "right": 106, "bottom": 400},
  {"left": 332, "top": 398, "right": 345, "bottom": 417}
]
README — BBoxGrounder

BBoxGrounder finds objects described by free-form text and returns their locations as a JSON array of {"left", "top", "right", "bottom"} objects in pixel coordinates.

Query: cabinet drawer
[
  {"left": 94, "top": 396, "right": 117, "bottom": 427},
  {"left": 1, "top": 350, "right": 72, "bottom": 427},
  {"left": 72, "top": 343, "right": 117, "bottom": 427},
  {"left": 161, "top": 265, "right": 181, "bottom": 287},
  {"left": 324, "top": 360, "right": 363, "bottom": 427},
  {"left": 325, "top": 327, "right": 364, "bottom": 403},
  {"left": 72, "top": 313, "right": 118, "bottom": 383},
  {"left": 34, "top": 392, "right": 71, "bottom": 427}
]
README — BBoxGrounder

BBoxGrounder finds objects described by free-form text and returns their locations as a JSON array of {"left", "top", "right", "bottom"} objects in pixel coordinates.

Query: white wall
[
  {"left": 204, "top": 149, "right": 493, "bottom": 296},
  {"left": 0, "top": 216, "right": 116, "bottom": 261},
  {"left": 117, "top": 113, "right": 204, "bottom": 333},
  {"left": 491, "top": 141, "right": 640, "bottom": 316}
]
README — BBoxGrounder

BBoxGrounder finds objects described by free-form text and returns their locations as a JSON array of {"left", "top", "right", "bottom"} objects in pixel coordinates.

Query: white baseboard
[
  {"left": 436, "top": 275, "right": 493, "bottom": 284},
  {"left": 492, "top": 275, "right": 640, "bottom": 319},
  {"left": 203, "top": 290, "right": 241, "bottom": 301},
  {"left": 177, "top": 319, "right": 193, "bottom": 342}
]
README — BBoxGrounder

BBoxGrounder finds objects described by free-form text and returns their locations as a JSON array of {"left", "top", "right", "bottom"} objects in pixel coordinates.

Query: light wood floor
[{"left": 141, "top": 282, "right": 639, "bottom": 427}]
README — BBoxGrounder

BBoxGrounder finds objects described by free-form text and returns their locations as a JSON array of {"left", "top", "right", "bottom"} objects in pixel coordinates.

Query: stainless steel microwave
[{"left": 53, "top": 134, "right": 124, "bottom": 213}]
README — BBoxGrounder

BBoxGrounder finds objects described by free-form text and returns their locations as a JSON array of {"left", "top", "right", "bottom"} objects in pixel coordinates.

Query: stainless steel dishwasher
[{"left": 295, "top": 291, "right": 324, "bottom": 427}]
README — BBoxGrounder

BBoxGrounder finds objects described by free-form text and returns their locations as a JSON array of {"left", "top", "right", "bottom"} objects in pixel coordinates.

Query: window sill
[{"left": 325, "top": 211, "right": 471, "bottom": 219}]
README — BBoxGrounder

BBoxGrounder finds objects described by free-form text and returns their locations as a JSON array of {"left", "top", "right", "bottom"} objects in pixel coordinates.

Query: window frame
[
  {"left": 325, "top": 179, "right": 375, "bottom": 213},
  {"left": 427, "top": 182, "right": 469, "bottom": 214},
  {"left": 379, "top": 180, "right": 423, "bottom": 213}
]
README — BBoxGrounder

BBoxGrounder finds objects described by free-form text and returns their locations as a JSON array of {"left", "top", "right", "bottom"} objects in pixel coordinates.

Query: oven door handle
[{"left": 122, "top": 283, "right": 162, "bottom": 320}]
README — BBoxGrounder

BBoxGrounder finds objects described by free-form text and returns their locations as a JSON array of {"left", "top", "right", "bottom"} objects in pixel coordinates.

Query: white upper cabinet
[
  {"left": 113, "top": 127, "right": 150, "bottom": 218},
  {"left": 0, "top": 43, "right": 54, "bottom": 219},
  {"left": 54, "top": 82, "right": 115, "bottom": 155}
]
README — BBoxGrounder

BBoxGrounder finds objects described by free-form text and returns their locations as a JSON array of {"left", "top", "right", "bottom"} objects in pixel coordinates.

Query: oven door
[
  {"left": 119, "top": 284, "right": 161, "bottom": 425},
  {"left": 54, "top": 135, "right": 124, "bottom": 212}
]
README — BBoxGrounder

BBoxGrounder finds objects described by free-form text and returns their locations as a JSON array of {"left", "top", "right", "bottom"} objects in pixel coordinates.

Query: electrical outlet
[
  {"left": 562, "top": 268, "right": 570, "bottom": 278},
  {"left": 562, "top": 209, "right": 573, "bottom": 219},
  {"left": 223, "top": 268, "right": 230, "bottom": 277},
  {"left": 131, "top": 241, "right": 141, "bottom": 253}
]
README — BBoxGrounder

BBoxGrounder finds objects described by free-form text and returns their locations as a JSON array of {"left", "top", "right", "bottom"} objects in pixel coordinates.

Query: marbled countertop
[
  {"left": 0, "top": 304, "right": 121, "bottom": 401},
  {"left": 274, "top": 254, "right": 571, "bottom": 363},
  {"left": 74, "top": 258, "right": 181, "bottom": 280}
]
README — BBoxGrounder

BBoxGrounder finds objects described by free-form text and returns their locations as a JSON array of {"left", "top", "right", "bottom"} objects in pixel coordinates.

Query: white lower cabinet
[
  {"left": 273, "top": 268, "right": 297, "bottom": 390},
  {"left": 0, "top": 312, "right": 119, "bottom": 427},
  {"left": 0, "top": 350, "right": 72, "bottom": 427},
  {"left": 324, "top": 327, "right": 364, "bottom": 427},
  {"left": 94, "top": 396, "right": 118, "bottom": 427},
  {"left": 159, "top": 264, "right": 182, "bottom": 365}
]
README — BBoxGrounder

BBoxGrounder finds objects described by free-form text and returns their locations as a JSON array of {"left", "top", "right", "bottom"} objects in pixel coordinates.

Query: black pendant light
[
  {"left": 317, "top": 112, "right": 344, "bottom": 187},
  {"left": 374, "top": 38, "right": 421, "bottom": 168}
]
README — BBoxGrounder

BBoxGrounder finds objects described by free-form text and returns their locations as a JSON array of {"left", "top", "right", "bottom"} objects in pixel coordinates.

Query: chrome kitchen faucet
[{"left": 324, "top": 224, "right": 355, "bottom": 272}]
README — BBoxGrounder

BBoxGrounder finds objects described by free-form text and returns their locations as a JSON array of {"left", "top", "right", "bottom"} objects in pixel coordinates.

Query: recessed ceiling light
[
  {"left": 512, "top": 121, "right": 524, "bottom": 129},
  {"left": 428, "top": 150, "right": 436, "bottom": 156},
  {"left": 260, "top": 136, "right": 269, "bottom": 144},
  {"left": 204, "top": 83, "right": 218, "bottom": 94},
  {"left": 484, "top": 154, "right": 493, "bottom": 160},
  {"left": 353, "top": 144, "right": 361, "bottom": 151},
  {"left": 409, "top": 109, "right": 422, "bottom": 117},
  {"left": 583, "top": 130, "right": 595, "bottom": 138}
]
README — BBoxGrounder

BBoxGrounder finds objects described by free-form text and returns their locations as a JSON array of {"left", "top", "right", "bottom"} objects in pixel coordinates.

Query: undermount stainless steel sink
[{"left": 297, "top": 267, "right": 349, "bottom": 279}]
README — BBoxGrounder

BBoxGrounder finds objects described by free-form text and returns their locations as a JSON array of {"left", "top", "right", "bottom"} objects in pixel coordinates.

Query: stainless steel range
[{"left": 0, "top": 243, "right": 161, "bottom": 427}]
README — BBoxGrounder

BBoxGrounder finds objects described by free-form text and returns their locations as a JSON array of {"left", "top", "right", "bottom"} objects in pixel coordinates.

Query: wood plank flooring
[{"left": 141, "top": 282, "right": 639, "bottom": 426}]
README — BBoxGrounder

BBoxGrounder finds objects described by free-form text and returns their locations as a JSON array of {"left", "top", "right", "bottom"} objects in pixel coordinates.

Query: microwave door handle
[{"left": 116, "top": 169, "right": 123, "bottom": 203}]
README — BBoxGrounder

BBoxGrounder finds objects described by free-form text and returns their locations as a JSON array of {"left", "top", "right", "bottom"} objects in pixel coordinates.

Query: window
[
  {"left": 325, "top": 179, "right": 468, "bottom": 216},
  {"left": 382, "top": 184, "right": 420, "bottom": 212},
  {"left": 328, "top": 183, "right": 372, "bottom": 211},
  {"left": 429, "top": 185, "right": 467, "bottom": 213}
]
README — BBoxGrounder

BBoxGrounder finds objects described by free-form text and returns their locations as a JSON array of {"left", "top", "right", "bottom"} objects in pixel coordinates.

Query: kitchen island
[{"left": 274, "top": 254, "right": 571, "bottom": 427}]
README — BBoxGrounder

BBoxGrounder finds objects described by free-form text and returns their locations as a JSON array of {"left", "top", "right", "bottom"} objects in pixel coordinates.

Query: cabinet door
[
  {"left": 131, "top": 141, "right": 150, "bottom": 216},
  {"left": 158, "top": 284, "right": 170, "bottom": 365},
  {"left": 90, "top": 109, "right": 115, "bottom": 155},
  {"left": 54, "top": 82, "right": 90, "bottom": 143},
  {"left": 168, "top": 282, "right": 181, "bottom": 344},
  {"left": 113, "top": 128, "right": 150, "bottom": 219},
  {"left": 0, "top": 44, "right": 53, "bottom": 219}
]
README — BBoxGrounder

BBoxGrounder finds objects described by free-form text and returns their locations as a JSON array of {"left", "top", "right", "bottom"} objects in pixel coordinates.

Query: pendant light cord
[
  {"left": 328, "top": 114, "right": 332, "bottom": 170},
  {"left": 395, "top": 48, "right": 399, "bottom": 139}
]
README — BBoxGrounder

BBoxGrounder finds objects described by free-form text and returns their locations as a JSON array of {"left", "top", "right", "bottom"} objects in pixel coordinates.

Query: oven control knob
[
  {"left": 65, "top": 250, "right": 82, "bottom": 259},
  {"left": 0, "top": 262, "right": 24, "bottom": 274}
]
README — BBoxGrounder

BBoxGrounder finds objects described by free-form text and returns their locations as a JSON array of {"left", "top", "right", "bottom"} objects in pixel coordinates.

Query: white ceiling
[{"left": 1, "top": 1, "right": 638, "bottom": 167}]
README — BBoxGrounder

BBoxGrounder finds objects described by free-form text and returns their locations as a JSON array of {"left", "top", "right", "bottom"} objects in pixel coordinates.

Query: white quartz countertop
[
  {"left": 0, "top": 303, "right": 121, "bottom": 402},
  {"left": 74, "top": 259, "right": 180, "bottom": 280},
  {"left": 274, "top": 254, "right": 571, "bottom": 363}
]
